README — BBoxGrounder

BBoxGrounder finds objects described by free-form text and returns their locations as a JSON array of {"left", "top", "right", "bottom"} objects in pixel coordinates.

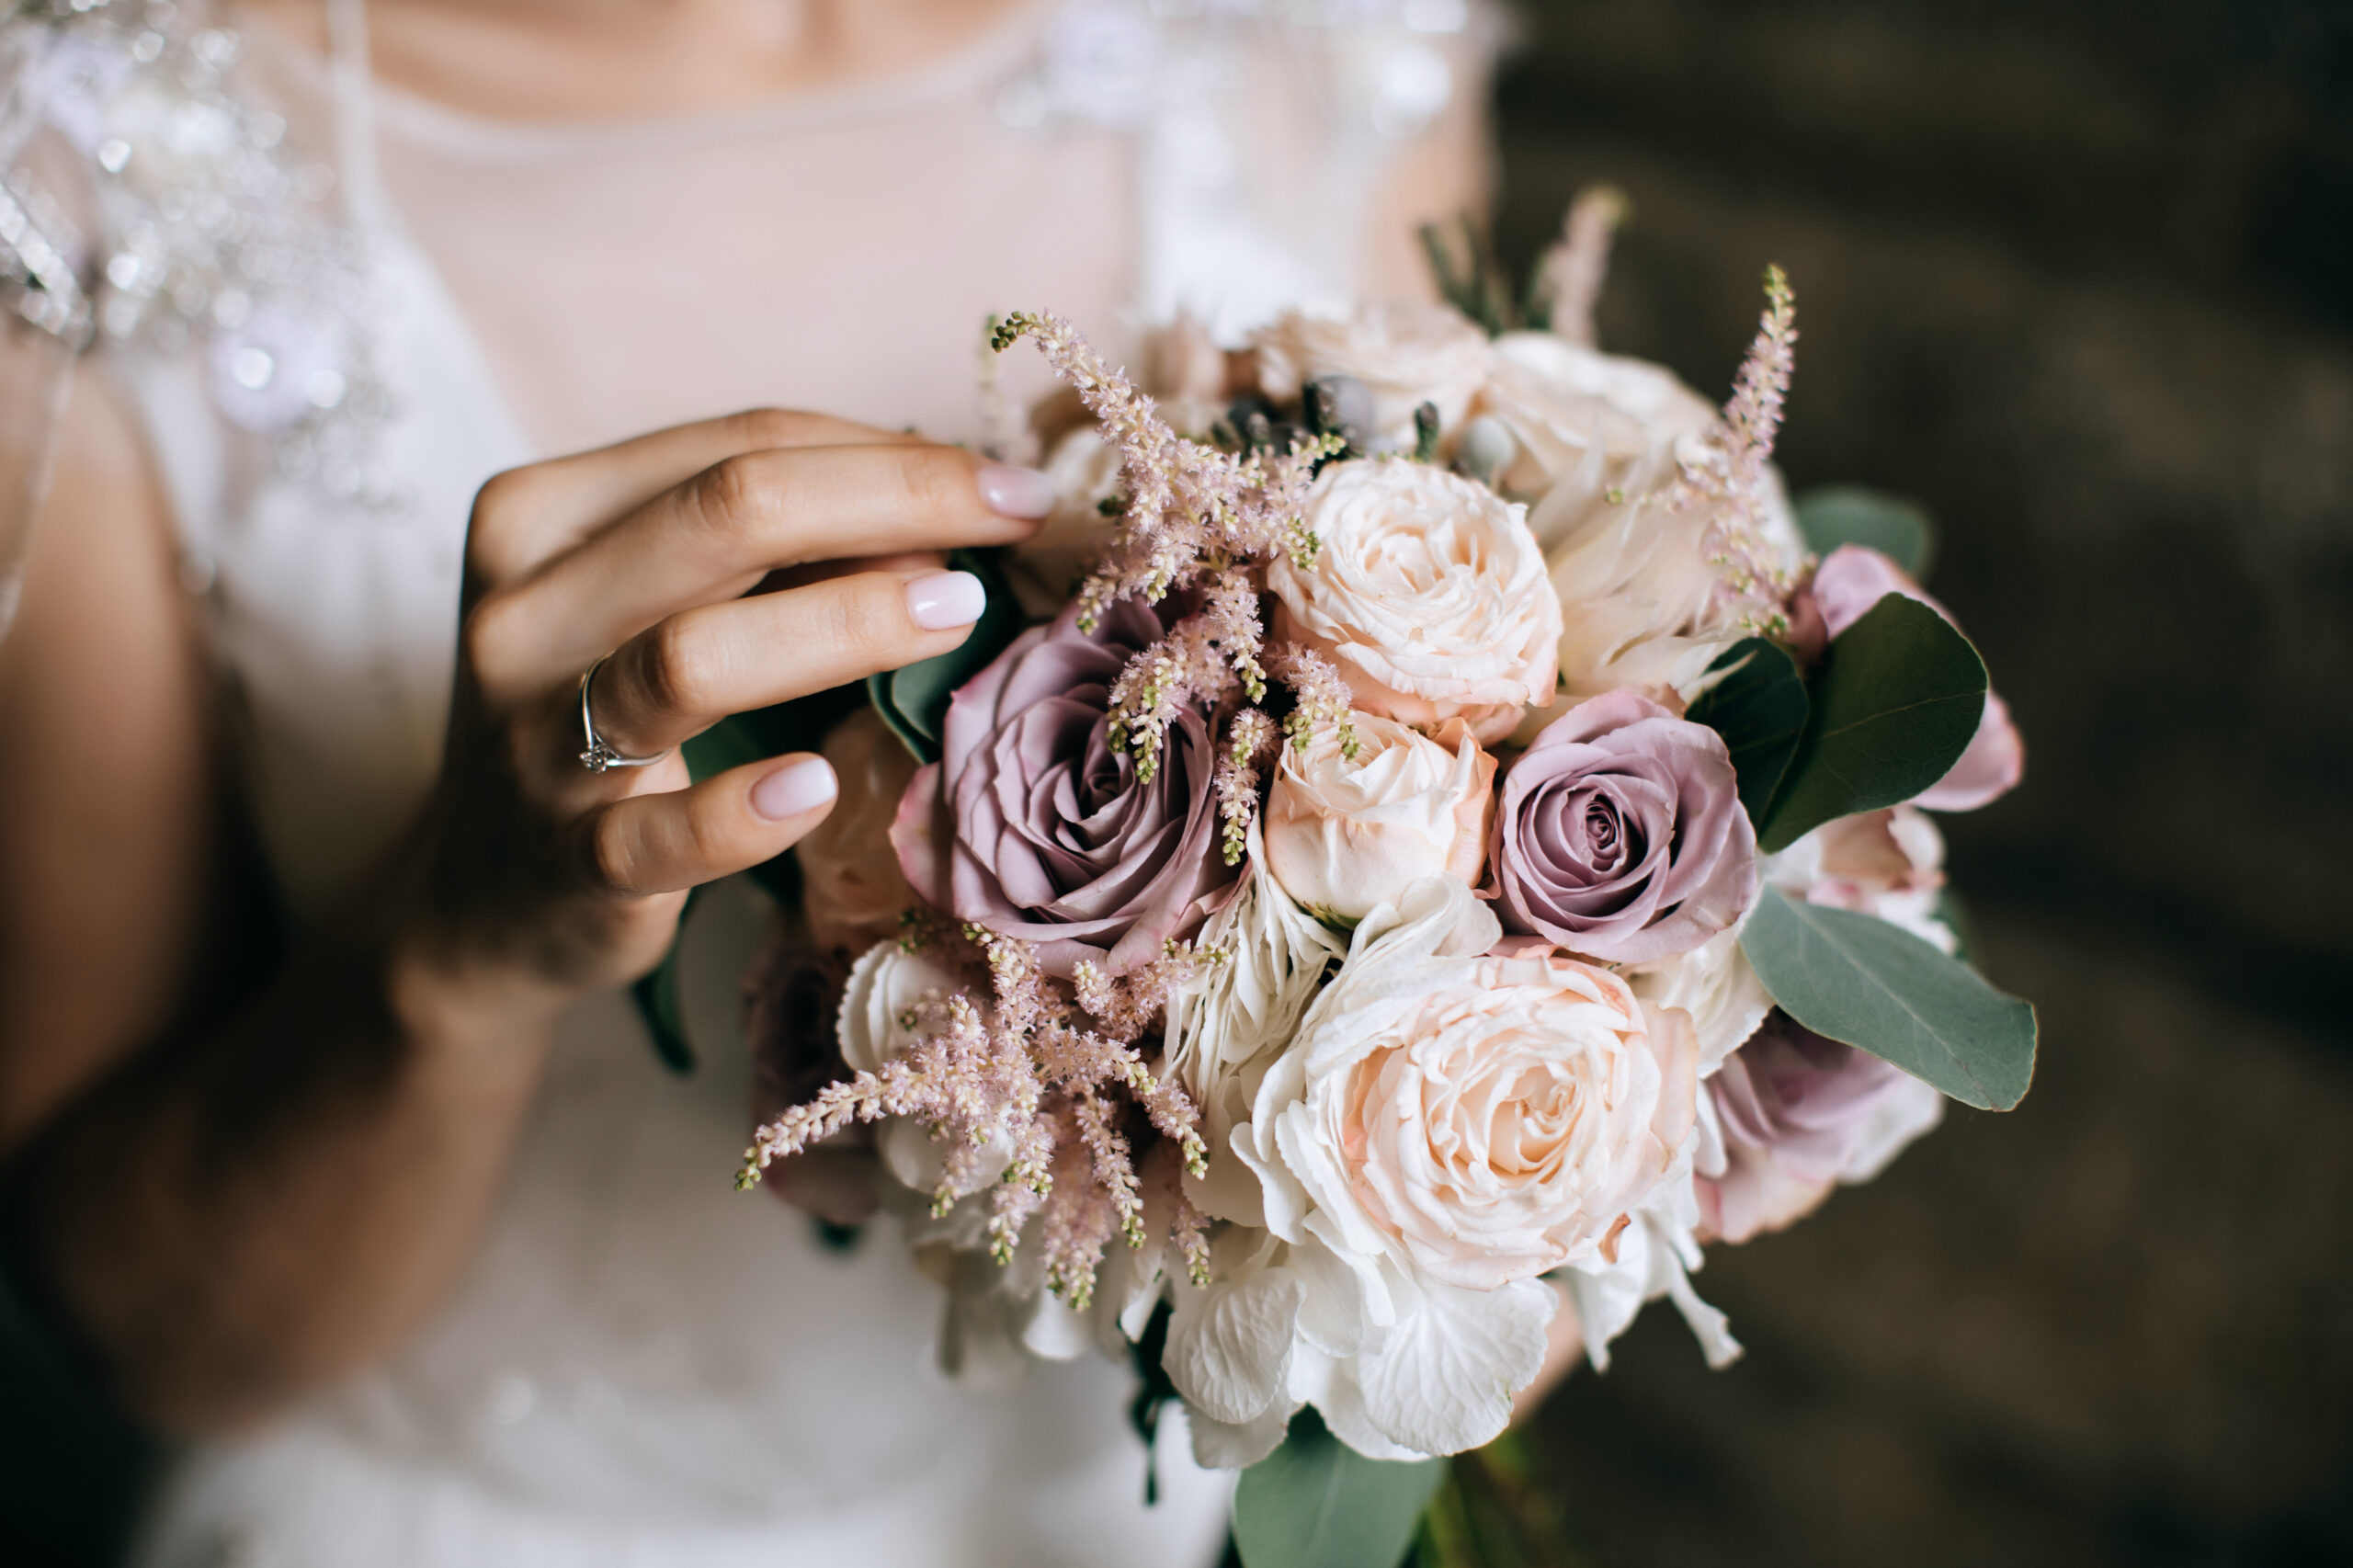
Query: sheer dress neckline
[{"left": 235, "top": 0, "right": 1059, "bottom": 162}]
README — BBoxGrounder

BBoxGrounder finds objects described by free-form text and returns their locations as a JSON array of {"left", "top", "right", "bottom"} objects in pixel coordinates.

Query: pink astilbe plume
[
  {"left": 1215, "top": 708, "right": 1279, "bottom": 867},
  {"left": 991, "top": 311, "right": 1347, "bottom": 786},
  {"left": 1266, "top": 642, "right": 1358, "bottom": 758},
  {"left": 740, "top": 921, "right": 1214, "bottom": 1309},
  {"left": 1675, "top": 265, "right": 1803, "bottom": 635}
]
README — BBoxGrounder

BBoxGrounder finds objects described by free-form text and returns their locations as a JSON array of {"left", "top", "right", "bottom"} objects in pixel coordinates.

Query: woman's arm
[
  {"left": 0, "top": 367, "right": 221, "bottom": 1151},
  {"left": 1, "top": 398, "right": 1051, "bottom": 1433},
  {"left": 0, "top": 371, "right": 562, "bottom": 1431}
]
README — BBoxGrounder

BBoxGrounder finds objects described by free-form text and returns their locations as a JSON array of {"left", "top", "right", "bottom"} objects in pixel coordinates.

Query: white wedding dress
[{"left": 0, "top": 3, "right": 1495, "bottom": 1562}]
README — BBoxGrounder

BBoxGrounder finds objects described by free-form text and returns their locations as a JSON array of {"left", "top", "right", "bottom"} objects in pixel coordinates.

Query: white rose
[
  {"left": 1253, "top": 301, "right": 1494, "bottom": 447},
  {"left": 1763, "top": 805, "right": 1956, "bottom": 954},
  {"left": 1262, "top": 712, "right": 1495, "bottom": 922},
  {"left": 796, "top": 710, "right": 920, "bottom": 952},
  {"left": 1472, "top": 331, "right": 1718, "bottom": 520},
  {"left": 1623, "top": 924, "right": 1774, "bottom": 1074},
  {"left": 1268, "top": 460, "right": 1561, "bottom": 744}
]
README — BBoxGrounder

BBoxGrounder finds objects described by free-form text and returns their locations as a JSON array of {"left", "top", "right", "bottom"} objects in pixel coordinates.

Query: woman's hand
[
  {"left": 2, "top": 406, "right": 1052, "bottom": 1431},
  {"left": 406, "top": 408, "right": 1052, "bottom": 1011}
]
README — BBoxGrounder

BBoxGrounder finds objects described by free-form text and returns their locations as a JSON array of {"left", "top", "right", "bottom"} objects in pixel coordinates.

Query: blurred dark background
[{"left": 1488, "top": 2, "right": 2353, "bottom": 1563}]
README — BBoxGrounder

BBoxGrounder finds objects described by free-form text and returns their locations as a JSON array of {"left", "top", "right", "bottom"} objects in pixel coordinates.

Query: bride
[{"left": 0, "top": 2, "right": 1540, "bottom": 1562}]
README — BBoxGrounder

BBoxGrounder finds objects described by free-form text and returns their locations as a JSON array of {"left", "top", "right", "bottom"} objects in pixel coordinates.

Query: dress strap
[{"left": 324, "top": 0, "right": 387, "bottom": 237}]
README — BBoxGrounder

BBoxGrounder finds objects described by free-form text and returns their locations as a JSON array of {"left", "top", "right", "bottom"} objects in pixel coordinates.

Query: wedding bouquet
[{"left": 710, "top": 193, "right": 2036, "bottom": 1566}]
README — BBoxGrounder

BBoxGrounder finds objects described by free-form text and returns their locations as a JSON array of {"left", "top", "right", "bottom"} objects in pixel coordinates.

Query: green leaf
[
  {"left": 1756, "top": 594, "right": 1986, "bottom": 854},
  {"left": 628, "top": 886, "right": 704, "bottom": 1076},
  {"left": 1686, "top": 637, "right": 1809, "bottom": 824},
  {"left": 1795, "top": 485, "right": 1938, "bottom": 580},
  {"left": 869, "top": 547, "right": 1026, "bottom": 765},
  {"left": 1235, "top": 1410, "right": 1447, "bottom": 1568},
  {"left": 1738, "top": 885, "right": 2037, "bottom": 1110},
  {"left": 680, "top": 715, "right": 767, "bottom": 783}
]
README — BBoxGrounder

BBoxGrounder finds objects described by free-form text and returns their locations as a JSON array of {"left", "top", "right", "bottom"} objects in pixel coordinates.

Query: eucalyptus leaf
[
  {"left": 1795, "top": 485, "right": 1938, "bottom": 580},
  {"left": 870, "top": 547, "right": 1026, "bottom": 765},
  {"left": 1234, "top": 1411, "right": 1447, "bottom": 1568},
  {"left": 1756, "top": 594, "right": 1986, "bottom": 853},
  {"left": 1686, "top": 637, "right": 1808, "bottom": 824},
  {"left": 1738, "top": 885, "right": 2036, "bottom": 1110}
]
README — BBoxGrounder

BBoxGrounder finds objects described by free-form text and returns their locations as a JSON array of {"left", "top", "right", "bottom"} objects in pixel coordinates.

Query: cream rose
[
  {"left": 1267, "top": 460, "right": 1561, "bottom": 744},
  {"left": 796, "top": 710, "right": 921, "bottom": 953},
  {"left": 1174, "top": 880, "right": 1579, "bottom": 1460},
  {"left": 1253, "top": 302, "right": 1493, "bottom": 447},
  {"left": 1473, "top": 331, "right": 1718, "bottom": 518},
  {"left": 1256, "top": 879, "right": 1699, "bottom": 1292},
  {"left": 1263, "top": 713, "right": 1495, "bottom": 921},
  {"left": 1524, "top": 448, "right": 1805, "bottom": 710}
]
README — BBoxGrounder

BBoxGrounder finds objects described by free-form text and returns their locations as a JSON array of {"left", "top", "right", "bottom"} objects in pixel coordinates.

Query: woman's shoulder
[{"left": 2, "top": 1, "right": 405, "bottom": 516}]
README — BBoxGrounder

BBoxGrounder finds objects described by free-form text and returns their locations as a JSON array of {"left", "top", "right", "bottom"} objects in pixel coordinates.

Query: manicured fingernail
[
  {"left": 905, "top": 569, "right": 986, "bottom": 631},
  {"left": 976, "top": 463, "right": 1055, "bottom": 519},
  {"left": 751, "top": 756, "right": 837, "bottom": 821}
]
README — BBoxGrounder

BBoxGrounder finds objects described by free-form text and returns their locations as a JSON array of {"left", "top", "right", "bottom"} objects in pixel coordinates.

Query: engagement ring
[{"left": 578, "top": 654, "right": 673, "bottom": 773}]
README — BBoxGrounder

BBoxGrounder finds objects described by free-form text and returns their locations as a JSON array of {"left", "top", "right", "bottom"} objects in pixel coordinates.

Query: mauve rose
[
  {"left": 1492, "top": 690, "right": 1757, "bottom": 963},
  {"left": 1810, "top": 544, "right": 2024, "bottom": 812},
  {"left": 891, "top": 598, "right": 1236, "bottom": 978},
  {"left": 1695, "top": 1012, "right": 1945, "bottom": 1244}
]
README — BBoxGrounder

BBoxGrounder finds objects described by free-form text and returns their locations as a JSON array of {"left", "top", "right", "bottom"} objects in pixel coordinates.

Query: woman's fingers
[
  {"left": 465, "top": 408, "right": 925, "bottom": 586},
  {"left": 581, "top": 566, "right": 992, "bottom": 760},
  {"left": 483, "top": 444, "right": 1052, "bottom": 687},
  {"left": 581, "top": 752, "right": 842, "bottom": 899}
]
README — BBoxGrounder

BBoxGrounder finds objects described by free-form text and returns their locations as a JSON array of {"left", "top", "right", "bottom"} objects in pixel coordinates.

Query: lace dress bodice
[{"left": 0, "top": 4, "right": 1497, "bottom": 1562}]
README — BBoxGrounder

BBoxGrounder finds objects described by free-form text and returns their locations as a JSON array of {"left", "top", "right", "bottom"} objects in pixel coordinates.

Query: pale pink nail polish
[
  {"left": 751, "top": 756, "right": 837, "bottom": 821},
  {"left": 975, "top": 463, "right": 1055, "bottom": 519},
  {"left": 905, "top": 570, "right": 986, "bottom": 631}
]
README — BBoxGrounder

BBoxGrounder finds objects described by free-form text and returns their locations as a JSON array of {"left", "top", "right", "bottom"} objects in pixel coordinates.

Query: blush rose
[
  {"left": 1267, "top": 459, "right": 1561, "bottom": 744},
  {"left": 1262, "top": 713, "right": 1496, "bottom": 921}
]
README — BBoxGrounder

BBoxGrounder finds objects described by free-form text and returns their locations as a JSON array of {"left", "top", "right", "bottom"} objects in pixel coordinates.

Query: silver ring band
[{"left": 578, "top": 654, "right": 674, "bottom": 773}]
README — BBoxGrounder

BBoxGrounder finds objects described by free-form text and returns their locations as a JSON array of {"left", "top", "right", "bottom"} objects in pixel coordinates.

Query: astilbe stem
[
  {"left": 1267, "top": 643, "right": 1360, "bottom": 760},
  {"left": 1538, "top": 184, "right": 1629, "bottom": 348},
  {"left": 1718, "top": 265, "right": 1797, "bottom": 500},
  {"left": 741, "top": 921, "right": 1214, "bottom": 1310},
  {"left": 992, "top": 311, "right": 1349, "bottom": 782},
  {"left": 1216, "top": 708, "right": 1279, "bottom": 866},
  {"left": 1672, "top": 266, "right": 1802, "bottom": 635},
  {"left": 1171, "top": 1186, "right": 1213, "bottom": 1290}
]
